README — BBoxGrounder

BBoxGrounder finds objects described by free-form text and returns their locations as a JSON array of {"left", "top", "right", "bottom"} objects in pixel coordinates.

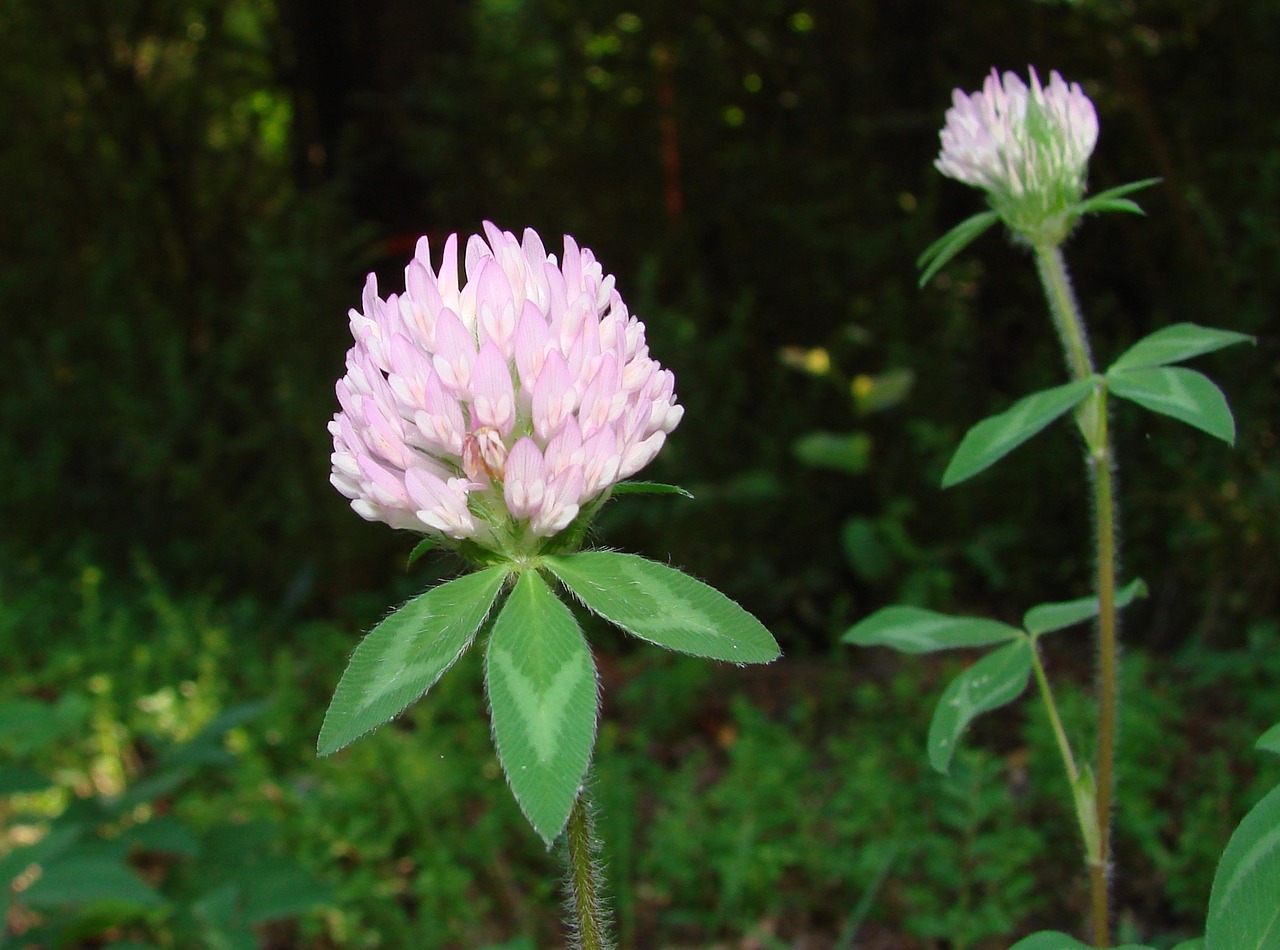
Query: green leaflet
[
  {"left": 1206, "top": 783, "right": 1280, "bottom": 950},
  {"left": 917, "top": 209, "right": 1001, "bottom": 288},
  {"left": 485, "top": 570, "right": 598, "bottom": 846},
  {"left": 1005, "top": 932, "right": 1157, "bottom": 950},
  {"left": 1257, "top": 722, "right": 1280, "bottom": 757},
  {"left": 1107, "top": 366, "right": 1236, "bottom": 444},
  {"left": 545, "top": 552, "right": 780, "bottom": 664},
  {"left": 1108, "top": 322, "right": 1254, "bottom": 373},
  {"left": 317, "top": 566, "right": 508, "bottom": 756},
  {"left": 942, "top": 378, "right": 1098, "bottom": 488},
  {"left": 842, "top": 607, "right": 1020, "bottom": 654},
  {"left": 927, "top": 641, "right": 1033, "bottom": 774},
  {"left": 1022, "top": 578, "right": 1148, "bottom": 636},
  {"left": 20, "top": 856, "right": 164, "bottom": 909}
]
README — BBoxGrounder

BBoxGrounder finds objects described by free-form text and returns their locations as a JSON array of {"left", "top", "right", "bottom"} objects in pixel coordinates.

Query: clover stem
[
  {"left": 1035, "top": 243, "right": 1118, "bottom": 948},
  {"left": 564, "top": 789, "right": 611, "bottom": 950}
]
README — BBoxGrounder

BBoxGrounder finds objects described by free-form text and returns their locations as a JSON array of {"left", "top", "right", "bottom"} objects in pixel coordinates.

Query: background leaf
[
  {"left": 1107, "top": 366, "right": 1236, "bottom": 444},
  {"left": 1205, "top": 783, "right": 1280, "bottom": 949},
  {"left": 485, "top": 570, "right": 598, "bottom": 845},
  {"left": 546, "top": 552, "right": 780, "bottom": 664},
  {"left": 1109, "top": 322, "right": 1254, "bottom": 372},
  {"left": 843, "top": 607, "right": 1020, "bottom": 654},
  {"left": 927, "top": 641, "right": 1032, "bottom": 774},
  {"left": 793, "top": 431, "right": 872, "bottom": 475},
  {"left": 1006, "top": 932, "right": 1155, "bottom": 950},
  {"left": 942, "top": 378, "right": 1097, "bottom": 487},
  {"left": 317, "top": 566, "right": 508, "bottom": 756},
  {"left": 0, "top": 766, "right": 54, "bottom": 795},
  {"left": 21, "top": 856, "right": 163, "bottom": 908},
  {"left": 1257, "top": 722, "right": 1280, "bottom": 757},
  {"left": 1022, "top": 578, "right": 1148, "bottom": 636}
]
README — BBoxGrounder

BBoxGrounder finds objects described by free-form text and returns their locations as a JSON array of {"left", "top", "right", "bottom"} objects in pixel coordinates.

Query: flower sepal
[{"left": 610, "top": 480, "right": 695, "bottom": 498}]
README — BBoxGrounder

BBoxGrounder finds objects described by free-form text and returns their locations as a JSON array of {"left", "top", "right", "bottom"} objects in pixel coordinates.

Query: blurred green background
[{"left": 2, "top": 0, "right": 1278, "bottom": 947}]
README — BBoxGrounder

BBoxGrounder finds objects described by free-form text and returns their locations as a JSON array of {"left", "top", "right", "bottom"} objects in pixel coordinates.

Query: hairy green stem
[
  {"left": 564, "top": 790, "right": 611, "bottom": 950},
  {"left": 1035, "top": 244, "right": 1118, "bottom": 948}
]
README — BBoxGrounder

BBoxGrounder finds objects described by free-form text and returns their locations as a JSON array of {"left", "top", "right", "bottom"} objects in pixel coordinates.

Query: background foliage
[{"left": 2, "top": 0, "right": 1278, "bottom": 946}]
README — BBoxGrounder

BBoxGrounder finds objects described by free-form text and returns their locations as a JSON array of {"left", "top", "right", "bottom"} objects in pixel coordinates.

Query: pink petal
[
  {"left": 470, "top": 340, "right": 516, "bottom": 435},
  {"left": 431, "top": 307, "right": 477, "bottom": 395},
  {"left": 579, "top": 425, "right": 621, "bottom": 499},
  {"left": 436, "top": 233, "right": 460, "bottom": 303},
  {"left": 405, "top": 467, "right": 476, "bottom": 539},
  {"left": 544, "top": 415, "right": 584, "bottom": 476},
  {"left": 503, "top": 436, "right": 547, "bottom": 520},
  {"left": 414, "top": 371, "right": 466, "bottom": 455},
  {"left": 532, "top": 349, "right": 577, "bottom": 441},
  {"left": 514, "top": 300, "right": 552, "bottom": 391},
  {"left": 531, "top": 465, "right": 583, "bottom": 536},
  {"left": 464, "top": 232, "right": 491, "bottom": 282}
]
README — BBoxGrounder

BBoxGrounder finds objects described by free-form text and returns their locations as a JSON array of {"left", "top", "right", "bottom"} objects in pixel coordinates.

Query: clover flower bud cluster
[
  {"left": 936, "top": 68, "right": 1099, "bottom": 245},
  {"left": 330, "top": 223, "right": 683, "bottom": 553}
]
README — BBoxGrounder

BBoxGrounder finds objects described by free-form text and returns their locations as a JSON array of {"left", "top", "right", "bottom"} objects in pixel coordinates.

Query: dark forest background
[{"left": 2, "top": 0, "right": 1277, "bottom": 646}]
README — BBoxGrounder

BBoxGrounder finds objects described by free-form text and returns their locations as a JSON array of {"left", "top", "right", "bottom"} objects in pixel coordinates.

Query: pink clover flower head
[
  {"left": 329, "top": 223, "right": 683, "bottom": 556},
  {"left": 936, "top": 67, "right": 1099, "bottom": 245}
]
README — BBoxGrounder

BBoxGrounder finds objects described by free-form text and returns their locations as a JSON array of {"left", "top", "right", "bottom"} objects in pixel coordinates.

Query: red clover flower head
[
  {"left": 329, "top": 223, "right": 683, "bottom": 558},
  {"left": 936, "top": 67, "right": 1099, "bottom": 245}
]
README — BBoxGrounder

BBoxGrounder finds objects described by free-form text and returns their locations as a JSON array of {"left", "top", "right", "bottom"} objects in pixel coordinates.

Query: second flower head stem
[{"left": 1034, "top": 243, "right": 1119, "bottom": 948}]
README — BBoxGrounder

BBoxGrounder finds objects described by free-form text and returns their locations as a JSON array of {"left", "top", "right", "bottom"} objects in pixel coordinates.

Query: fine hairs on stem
[
  {"left": 561, "top": 786, "right": 614, "bottom": 950},
  {"left": 1033, "top": 243, "right": 1121, "bottom": 946}
]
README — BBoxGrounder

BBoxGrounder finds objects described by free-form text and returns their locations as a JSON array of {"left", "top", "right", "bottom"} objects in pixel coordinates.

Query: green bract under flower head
[{"left": 936, "top": 68, "right": 1099, "bottom": 246}]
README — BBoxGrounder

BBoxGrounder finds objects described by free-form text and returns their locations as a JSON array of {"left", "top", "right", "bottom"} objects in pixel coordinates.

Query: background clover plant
[{"left": 845, "top": 67, "right": 1271, "bottom": 948}]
